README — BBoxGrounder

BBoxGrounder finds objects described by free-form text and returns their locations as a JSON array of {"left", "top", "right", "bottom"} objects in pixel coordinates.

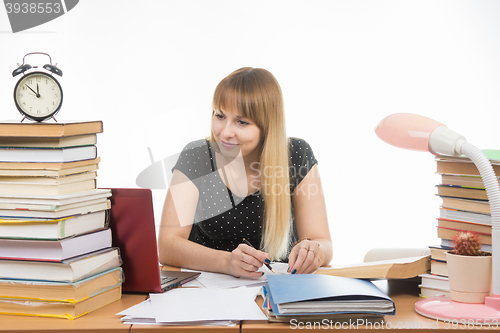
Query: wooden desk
[
  {"left": 1, "top": 279, "right": 497, "bottom": 332},
  {"left": 130, "top": 323, "right": 240, "bottom": 332},
  {"left": 0, "top": 293, "right": 239, "bottom": 333}
]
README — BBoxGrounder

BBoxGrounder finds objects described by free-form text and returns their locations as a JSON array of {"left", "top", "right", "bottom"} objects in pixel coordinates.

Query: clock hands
[
  {"left": 25, "top": 84, "right": 41, "bottom": 98},
  {"left": 25, "top": 84, "right": 36, "bottom": 95}
]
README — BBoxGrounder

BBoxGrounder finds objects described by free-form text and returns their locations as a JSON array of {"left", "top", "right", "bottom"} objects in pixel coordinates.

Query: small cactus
[{"left": 452, "top": 231, "right": 482, "bottom": 256}]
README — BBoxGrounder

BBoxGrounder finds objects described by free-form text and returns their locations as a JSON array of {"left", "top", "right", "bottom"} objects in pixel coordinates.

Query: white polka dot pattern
[{"left": 172, "top": 138, "right": 317, "bottom": 257}]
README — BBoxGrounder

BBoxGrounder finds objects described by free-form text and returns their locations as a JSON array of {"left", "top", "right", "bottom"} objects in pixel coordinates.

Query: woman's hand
[
  {"left": 287, "top": 239, "right": 323, "bottom": 274},
  {"left": 227, "top": 244, "right": 271, "bottom": 278}
]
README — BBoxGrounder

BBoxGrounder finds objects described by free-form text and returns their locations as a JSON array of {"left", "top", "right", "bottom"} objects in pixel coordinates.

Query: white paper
[
  {"left": 116, "top": 298, "right": 239, "bottom": 326},
  {"left": 116, "top": 264, "right": 291, "bottom": 325},
  {"left": 123, "top": 320, "right": 237, "bottom": 326},
  {"left": 149, "top": 286, "right": 267, "bottom": 322},
  {"left": 116, "top": 299, "right": 152, "bottom": 317},
  {"left": 182, "top": 262, "right": 289, "bottom": 288}
]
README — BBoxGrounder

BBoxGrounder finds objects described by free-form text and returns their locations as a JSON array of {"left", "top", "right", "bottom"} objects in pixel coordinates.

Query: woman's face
[{"left": 212, "top": 108, "right": 263, "bottom": 160}]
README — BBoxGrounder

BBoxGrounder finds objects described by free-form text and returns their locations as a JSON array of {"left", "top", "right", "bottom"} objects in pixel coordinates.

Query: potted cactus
[{"left": 446, "top": 230, "right": 492, "bottom": 303}]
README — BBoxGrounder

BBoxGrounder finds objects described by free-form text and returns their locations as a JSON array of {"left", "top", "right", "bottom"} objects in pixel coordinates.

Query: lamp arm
[{"left": 460, "top": 142, "right": 500, "bottom": 295}]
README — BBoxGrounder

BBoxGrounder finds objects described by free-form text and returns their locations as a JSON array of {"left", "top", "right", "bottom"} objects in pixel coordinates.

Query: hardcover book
[
  {"left": 0, "top": 120, "right": 103, "bottom": 138},
  {"left": 0, "top": 145, "right": 97, "bottom": 163},
  {"left": 0, "top": 247, "right": 121, "bottom": 282},
  {"left": 0, "top": 285, "right": 121, "bottom": 319},
  {"left": 0, "top": 228, "right": 112, "bottom": 261},
  {"left": 0, "top": 210, "right": 109, "bottom": 240},
  {"left": 0, "top": 267, "right": 122, "bottom": 302}
]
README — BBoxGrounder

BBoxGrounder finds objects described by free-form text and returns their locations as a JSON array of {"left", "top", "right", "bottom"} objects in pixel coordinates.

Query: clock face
[{"left": 14, "top": 71, "right": 63, "bottom": 121}]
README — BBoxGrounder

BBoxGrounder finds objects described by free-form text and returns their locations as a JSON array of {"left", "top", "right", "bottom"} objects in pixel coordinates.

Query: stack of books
[
  {"left": 0, "top": 121, "right": 122, "bottom": 319},
  {"left": 419, "top": 150, "right": 499, "bottom": 298},
  {"left": 262, "top": 274, "right": 395, "bottom": 323}
]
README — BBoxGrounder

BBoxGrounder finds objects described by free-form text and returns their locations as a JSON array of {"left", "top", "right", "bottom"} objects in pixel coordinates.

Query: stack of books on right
[
  {"left": 0, "top": 120, "right": 122, "bottom": 320},
  {"left": 419, "top": 150, "right": 500, "bottom": 298},
  {"left": 263, "top": 274, "right": 395, "bottom": 324}
]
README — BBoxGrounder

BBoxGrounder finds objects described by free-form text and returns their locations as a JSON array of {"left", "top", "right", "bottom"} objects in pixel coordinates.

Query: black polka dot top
[{"left": 172, "top": 137, "right": 318, "bottom": 259}]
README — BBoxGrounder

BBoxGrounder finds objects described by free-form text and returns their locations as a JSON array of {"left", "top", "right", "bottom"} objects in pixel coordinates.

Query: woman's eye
[
  {"left": 238, "top": 120, "right": 249, "bottom": 125},
  {"left": 215, "top": 113, "right": 224, "bottom": 119}
]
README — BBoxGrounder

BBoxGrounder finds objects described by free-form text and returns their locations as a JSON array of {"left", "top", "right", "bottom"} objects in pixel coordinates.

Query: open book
[{"left": 316, "top": 248, "right": 431, "bottom": 279}]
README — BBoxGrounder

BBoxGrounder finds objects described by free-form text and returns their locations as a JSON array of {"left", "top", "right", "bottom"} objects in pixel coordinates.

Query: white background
[{"left": 1, "top": 0, "right": 500, "bottom": 265}]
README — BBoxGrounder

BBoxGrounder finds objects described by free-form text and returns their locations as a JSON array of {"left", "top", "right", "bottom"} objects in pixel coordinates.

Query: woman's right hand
[{"left": 227, "top": 244, "right": 270, "bottom": 278}]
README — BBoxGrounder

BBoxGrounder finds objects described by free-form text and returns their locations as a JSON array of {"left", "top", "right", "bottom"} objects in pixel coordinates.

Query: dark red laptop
[{"left": 105, "top": 188, "right": 200, "bottom": 293}]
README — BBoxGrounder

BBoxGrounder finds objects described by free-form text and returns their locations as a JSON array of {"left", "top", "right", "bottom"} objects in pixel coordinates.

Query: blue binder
[{"left": 266, "top": 274, "right": 396, "bottom": 316}]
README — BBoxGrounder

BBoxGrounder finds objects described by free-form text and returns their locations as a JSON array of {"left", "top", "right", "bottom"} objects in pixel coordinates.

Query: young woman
[{"left": 158, "top": 67, "right": 332, "bottom": 277}]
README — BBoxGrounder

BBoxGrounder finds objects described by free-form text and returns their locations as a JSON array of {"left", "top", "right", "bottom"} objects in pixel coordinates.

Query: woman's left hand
[{"left": 287, "top": 239, "right": 323, "bottom": 274}]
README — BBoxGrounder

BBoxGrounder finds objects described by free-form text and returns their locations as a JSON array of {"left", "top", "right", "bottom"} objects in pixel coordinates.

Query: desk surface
[
  {"left": 0, "top": 294, "right": 239, "bottom": 333},
  {"left": 0, "top": 279, "right": 494, "bottom": 332}
]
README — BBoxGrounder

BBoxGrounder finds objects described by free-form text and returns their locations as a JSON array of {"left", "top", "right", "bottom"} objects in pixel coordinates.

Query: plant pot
[{"left": 446, "top": 252, "right": 492, "bottom": 304}]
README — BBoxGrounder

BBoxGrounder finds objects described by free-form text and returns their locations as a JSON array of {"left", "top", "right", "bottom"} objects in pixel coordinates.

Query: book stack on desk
[
  {"left": 420, "top": 150, "right": 499, "bottom": 298},
  {"left": 0, "top": 121, "right": 123, "bottom": 319},
  {"left": 262, "top": 274, "right": 395, "bottom": 323}
]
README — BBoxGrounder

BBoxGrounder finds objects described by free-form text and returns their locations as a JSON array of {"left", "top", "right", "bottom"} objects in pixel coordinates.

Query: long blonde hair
[{"left": 211, "top": 67, "right": 291, "bottom": 260}]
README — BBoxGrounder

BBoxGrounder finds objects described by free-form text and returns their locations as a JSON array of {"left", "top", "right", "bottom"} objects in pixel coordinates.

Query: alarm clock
[{"left": 12, "top": 52, "right": 63, "bottom": 122}]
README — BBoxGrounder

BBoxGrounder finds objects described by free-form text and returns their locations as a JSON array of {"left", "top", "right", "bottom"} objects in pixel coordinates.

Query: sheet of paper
[
  {"left": 116, "top": 298, "right": 238, "bottom": 326},
  {"left": 182, "top": 262, "right": 289, "bottom": 288},
  {"left": 116, "top": 299, "right": 152, "bottom": 318},
  {"left": 123, "top": 319, "right": 237, "bottom": 326},
  {"left": 149, "top": 286, "right": 267, "bottom": 323}
]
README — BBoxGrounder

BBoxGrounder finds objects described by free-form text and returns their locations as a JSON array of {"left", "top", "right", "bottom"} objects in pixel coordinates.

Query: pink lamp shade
[
  {"left": 375, "top": 113, "right": 466, "bottom": 156},
  {"left": 375, "top": 113, "right": 444, "bottom": 152}
]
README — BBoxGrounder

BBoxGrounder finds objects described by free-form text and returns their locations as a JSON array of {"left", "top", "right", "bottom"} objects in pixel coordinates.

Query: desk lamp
[{"left": 375, "top": 113, "right": 500, "bottom": 322}]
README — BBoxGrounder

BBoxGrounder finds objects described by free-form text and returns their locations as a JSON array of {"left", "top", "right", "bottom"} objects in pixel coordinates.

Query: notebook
[{"left": 106, "top": 188, "right": 200, "bottom": 293}]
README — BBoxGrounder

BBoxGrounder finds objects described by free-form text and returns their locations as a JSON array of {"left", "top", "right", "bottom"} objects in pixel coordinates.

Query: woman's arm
[
  {"left": 287, "top": 164, "right": 333, "bottom": 274},
  {"left": 158, "top": 170, "right": 269, "bottom": 277}
]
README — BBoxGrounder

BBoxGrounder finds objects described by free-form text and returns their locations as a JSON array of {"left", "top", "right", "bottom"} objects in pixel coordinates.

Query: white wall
[{"left": 1, "top": 0, "right": 500, "bottom": 265}]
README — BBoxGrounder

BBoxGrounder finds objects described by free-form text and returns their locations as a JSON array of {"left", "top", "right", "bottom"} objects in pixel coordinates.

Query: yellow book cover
[
  {"left": 0, "top": 268, "right": 122, "bottom": 302},
  {"left": 0, "top": 285, "right": 121, "bottom": 320}
]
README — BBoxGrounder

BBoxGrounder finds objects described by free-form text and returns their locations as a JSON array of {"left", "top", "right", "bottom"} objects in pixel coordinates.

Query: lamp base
[{"left": 415, "top": 295, "right": 500, "bottom": 322}]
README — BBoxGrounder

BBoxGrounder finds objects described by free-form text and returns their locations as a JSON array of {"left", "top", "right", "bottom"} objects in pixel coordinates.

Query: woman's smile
[
  {"left": 212, "top": 108, "right": 263, "bottom": 160},
  {"left": 220, "top": 140, "right": 239, "bottom": 148}
]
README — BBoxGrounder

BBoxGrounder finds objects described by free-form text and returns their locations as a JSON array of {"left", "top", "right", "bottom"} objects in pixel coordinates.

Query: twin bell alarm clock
[{"left": 12, "top": 52, "right": 63, "bottom": 122}]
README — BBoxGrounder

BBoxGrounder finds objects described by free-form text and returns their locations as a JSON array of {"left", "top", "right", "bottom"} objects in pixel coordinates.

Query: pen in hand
[{"left": 242, "top": 238, "right": 275, "bottom": 274}]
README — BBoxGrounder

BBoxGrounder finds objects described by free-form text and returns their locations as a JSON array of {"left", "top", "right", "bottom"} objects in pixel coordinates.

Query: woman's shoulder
[
  {"left": 287, "top": 137, "right": 318, "bottom": 190},
  {"left": 180, "top": 139, "right": 211, "bottom": 152},
  {"left": 287, "top": 137, "right": 318, "bottom": 167},
  {"left": 288, "top": 137, "right": 316, "bottom": 156},
  {"left": 288, "top": 137, "right": 312, "bottom": 147},
  {"left": 174, "top": 139, "right": 214, "bottom": 179}
]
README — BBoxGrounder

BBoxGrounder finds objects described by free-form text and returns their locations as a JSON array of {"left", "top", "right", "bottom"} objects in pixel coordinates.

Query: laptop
[{"left": 106, "top": 188, "right": 200, "bottom": 293}]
